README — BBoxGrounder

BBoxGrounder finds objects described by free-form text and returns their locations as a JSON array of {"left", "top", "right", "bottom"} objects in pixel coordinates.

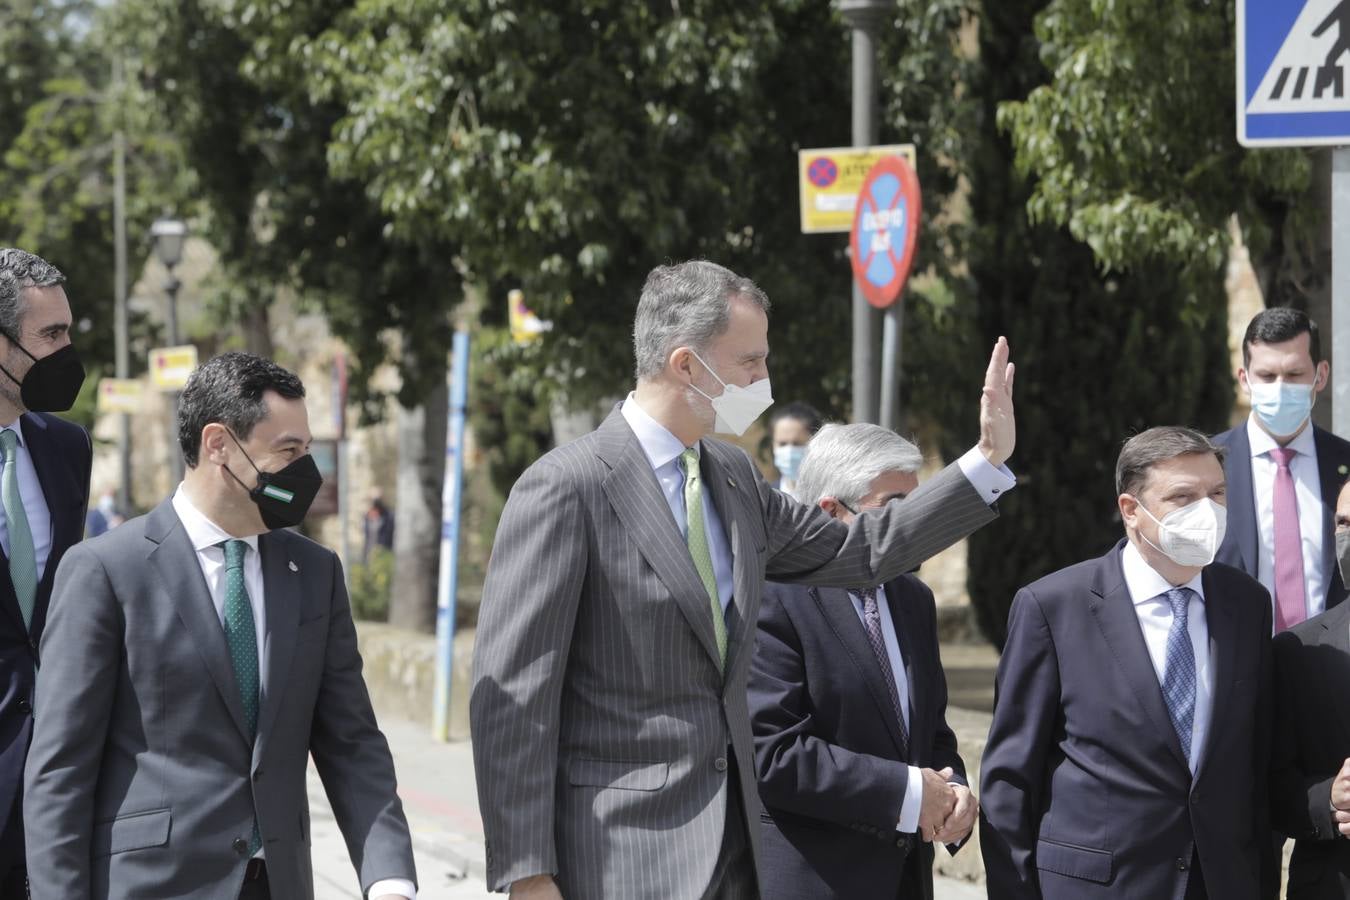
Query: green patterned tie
[
  {"left": 680, "top": 449, "right": 728, "bottom": 666},
  {"left": 221, "top": 539, "right": 262, "bottom": 854},
  {"left": 0, "top": 430, "right": 36, "bottom": 629}
]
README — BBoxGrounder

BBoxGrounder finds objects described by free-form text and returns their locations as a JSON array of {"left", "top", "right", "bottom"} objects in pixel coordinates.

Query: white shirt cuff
[
  {"left": 896, "top": 764, "right": 924, "bottom": 832},
  {"left": 957, "top": 446, "right": 1016, "bottom": 506},
  {"left": 368, "top": 878, "right": 417, "bottom": 898}
]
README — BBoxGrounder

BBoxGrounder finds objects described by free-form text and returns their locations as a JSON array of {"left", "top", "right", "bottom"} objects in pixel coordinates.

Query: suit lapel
[
  {"left": 1226, "top": 425, "right": 1260, "bottom": 576},
  {"left": 1313, "top": 426, "right": 1344, "bottom": 608},
  {"left": 886, "top": 580, "right": 923, "bottom": 760},
  {"left": 594, "top": 411, "right": 723, "bottom": 668},
  {"left": 146, "top": 500, "right": 252, "bottom": 745},
  {"left": 253, "top": 531, "right": 299, "bottom": 764},
  {"left": 1315, "top": 603, "right": 1350, "bottom": 746},
  {"left": 813, "top": 585, "right": 911, "bottom": 756},
  {"left": 701, "top": 446, "right": 754, "bottom": 671},
  {"left": 1087, "top": 544, "right": 1191, "bottom": 774},
  {"left": 22, "top": 414, "right": 77, "bottom": 639},
  {"left": 1192, "top": 567, "right": 1234, "bottom": 780}
]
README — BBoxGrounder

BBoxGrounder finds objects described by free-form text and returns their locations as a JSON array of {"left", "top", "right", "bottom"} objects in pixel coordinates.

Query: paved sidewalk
[{"left": 307, "top": 714, "right": 990, "bottom": 899}]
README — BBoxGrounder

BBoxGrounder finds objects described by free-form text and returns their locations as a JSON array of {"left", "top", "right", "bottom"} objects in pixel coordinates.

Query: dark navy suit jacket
[
  {"left": 0, "top": 412, "right": 91, "bottom": 868},
  {"left": 1214, "top": 422, "right": 1350, "bottom": 614},
  {"left": 980, "top": 542, "right": 1275, "bottom": 900},
  {"left": 749, "top": 575, "right": 966, "bottom": 900},
  {"left": 1271, "top": 599, "right": 1350, "bottom": 898}
]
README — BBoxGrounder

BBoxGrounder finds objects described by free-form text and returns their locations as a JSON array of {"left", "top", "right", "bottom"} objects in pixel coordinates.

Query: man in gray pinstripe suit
[{"left": 471, "top": 260, "right": 1017, "bottom": 900}]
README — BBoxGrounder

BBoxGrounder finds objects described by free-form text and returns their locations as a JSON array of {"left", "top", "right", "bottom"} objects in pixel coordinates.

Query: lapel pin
[
  {"left": 728, "top": 477, "right": 736, "bottom": 488},
  {"left": 1340, "top": 465, "right": 1348, "bottom": 477},
  {"left": 288, "top": 561, "right": 299, "bottom": 573}
]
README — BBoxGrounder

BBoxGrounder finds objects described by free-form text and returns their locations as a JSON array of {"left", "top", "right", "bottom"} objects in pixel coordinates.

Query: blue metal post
[{"left": 433, "top": 331, "right": 471, "bottom": 742}]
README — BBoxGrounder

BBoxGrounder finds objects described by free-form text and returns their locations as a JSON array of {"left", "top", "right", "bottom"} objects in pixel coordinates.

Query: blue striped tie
[{"left": 1160, "top": 587, "right": 1197, "bottom": 765}]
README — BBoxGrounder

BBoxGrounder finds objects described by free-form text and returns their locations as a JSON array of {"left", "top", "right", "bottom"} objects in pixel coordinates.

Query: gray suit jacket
[
  {"left": 23, "top": 499, "right": 416, "bottom": 900},
  {"left": 470, "top": 408, "right": 996, "bottom": 898}
]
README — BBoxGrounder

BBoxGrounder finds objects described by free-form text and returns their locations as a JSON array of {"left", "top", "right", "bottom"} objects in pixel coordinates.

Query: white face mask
[
  {"left": 688, "top": 349, "right": 774, "bottom": 436},
  {"left": 1134, "top": 496, "right": 1227, "bottom": 568},
  {"left": 773, "top": 444, "right": 807, "bottom": 482}
]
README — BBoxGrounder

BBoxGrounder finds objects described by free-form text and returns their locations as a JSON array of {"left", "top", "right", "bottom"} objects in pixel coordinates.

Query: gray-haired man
[
  {"left": 749, "top": 424, "right": 977, "bottom": 900},
  {"left": 471, "top": 260, "right": 1017, "bottom": 899},
  {"left": 0, "top": 249, "right": 91, "bottom": 895}
]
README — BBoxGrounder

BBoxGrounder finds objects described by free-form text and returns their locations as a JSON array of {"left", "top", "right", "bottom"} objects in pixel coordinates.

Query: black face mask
[
  {"left": 222, "top": 430, "right": 323, "bottom": 530},
  {"left": 0, "top": 335, "right": 85, "bottom": 412}
]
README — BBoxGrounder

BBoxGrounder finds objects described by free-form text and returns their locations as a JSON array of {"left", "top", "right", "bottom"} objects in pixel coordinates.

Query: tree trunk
[
  {"left": 389, "top": 365, "right": 448, "bottom": 633},
  {"left": 242, "top": 303, "right": 274, "bottom": 358}
]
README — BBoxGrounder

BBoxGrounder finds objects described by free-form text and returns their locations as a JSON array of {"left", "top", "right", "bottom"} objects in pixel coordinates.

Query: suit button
[
  {"left": 897, "top": 838, "right": 907, "bottom": 848},
  {"left": 233, "top": 837, "right": 248, "bottom": 856},
  {"left": 1176, "top": 858, "right": 1188, "bottom": 871},
  {"left": 713, "top": 757, "right": 728, "bottom": 772},
  {"left": 17, "top": 699, "right": 30, "bottom": 714}
]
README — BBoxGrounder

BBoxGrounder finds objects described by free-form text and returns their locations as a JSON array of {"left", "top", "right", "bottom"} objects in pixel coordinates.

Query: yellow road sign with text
[
  {"left": 799, "top": 144, "right": 918, "bottom": 234},
  {"left": 97, "top": 378, "right": 146, "bottom": 414},
  {"left": 149, "top": 345, "right": 199, "bottom": 391}
]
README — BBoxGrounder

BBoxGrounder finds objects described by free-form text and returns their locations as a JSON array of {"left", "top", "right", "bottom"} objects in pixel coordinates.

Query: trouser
[{"left": 701, "top": 753, "right": 758, "bottom": 900}]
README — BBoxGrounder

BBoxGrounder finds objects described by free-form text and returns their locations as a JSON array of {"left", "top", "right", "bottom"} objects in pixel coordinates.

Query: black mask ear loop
[
  {"left": 0, "top": 330, "right": 36, "bottom": 390},
  {"left": 219, "top": 427, "right": 264, "bottom": 494}
]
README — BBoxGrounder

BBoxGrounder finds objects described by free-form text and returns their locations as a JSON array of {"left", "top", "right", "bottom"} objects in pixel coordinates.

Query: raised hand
[{"left": 978, "top": 336, "right": 1016, "bottom": 468}]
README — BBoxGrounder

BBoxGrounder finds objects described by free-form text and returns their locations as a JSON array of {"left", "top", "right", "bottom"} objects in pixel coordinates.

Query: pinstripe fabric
[{"left": 470, "top": 407, "right": 996, "bottom": 898}]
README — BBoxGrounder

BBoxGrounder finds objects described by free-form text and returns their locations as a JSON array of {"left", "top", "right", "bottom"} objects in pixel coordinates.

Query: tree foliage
[{"left": 998, "top": 0, "right": 1313, "bottom": 296}]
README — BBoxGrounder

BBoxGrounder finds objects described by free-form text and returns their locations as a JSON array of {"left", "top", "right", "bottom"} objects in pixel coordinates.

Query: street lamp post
[
  {"left": 839, "top": 0, "right": 891, "bottom": 425},
  {"left": 151, "top": 216, "right": 187, "bottom": 486}
]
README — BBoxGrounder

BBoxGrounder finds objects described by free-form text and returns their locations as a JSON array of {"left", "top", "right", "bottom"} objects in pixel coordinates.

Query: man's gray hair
[
  {"left": 0, "top": 249, "right": 65, "bottom": 337},
  {"left": 632, "top": 260, "right": 770, "bottom": 381},
  {"left": 1115, "top": 426, "right": 1225, "bottom": 497},
  {"left": 795, "top": 423, "right": 924, "bottom": 507}
]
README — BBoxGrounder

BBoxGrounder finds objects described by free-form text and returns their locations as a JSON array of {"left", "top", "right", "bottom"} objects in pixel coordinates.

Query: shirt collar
[
  {"left": 171, "top": 485, "right": 261, "bottom": 556},
  {"left": 1121, "top": 540, "right": 1205, "bottom": 606},
  {"left": 621, "top": 392, "right": 698, "bottom": 472},
  {"left": 1247, "top": 413, "right": 1317, "bottom": 459}
]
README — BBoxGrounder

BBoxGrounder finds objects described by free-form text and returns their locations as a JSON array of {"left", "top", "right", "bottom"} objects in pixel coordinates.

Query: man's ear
[
  {"left": 200, "top": 423, "right": 230, "bottom": 466},
  {"left": 1316, "top": 359, "right": 1331, "bottom": 394},
  {"left": 669, "top": 347, "right": 695, "bottom": 382},
  {"left": 819, "top": 497, "right": 841, "bottom": 520},
  {"left": 1118, "top": 493, "right": 1139, "bottom": 529}
]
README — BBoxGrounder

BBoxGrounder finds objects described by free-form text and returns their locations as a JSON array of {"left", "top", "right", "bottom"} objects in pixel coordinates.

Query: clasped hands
[
  {"left": 918, "top": 766, "right": 978, "bottom": 845},
  {"left": 1331, "top": 758, "right": 1350, "bottom": 836}
]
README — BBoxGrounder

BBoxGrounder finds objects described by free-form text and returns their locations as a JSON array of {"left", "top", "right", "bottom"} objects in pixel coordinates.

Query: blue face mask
[
  {"left": 1248, "top": 379, "right": 1315, "bottom": 437},
  {"left": 773, "top": 444, "right": 807, "bottom": 482}
]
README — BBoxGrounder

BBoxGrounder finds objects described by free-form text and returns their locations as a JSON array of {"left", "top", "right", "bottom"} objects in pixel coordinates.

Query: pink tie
[{"left": 1270, "top": 446, "right": 1307, "bottom": 631}]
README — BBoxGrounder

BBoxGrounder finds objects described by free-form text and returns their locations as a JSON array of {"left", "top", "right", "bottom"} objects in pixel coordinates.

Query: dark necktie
[
  {"left": 858, "top": 588, "right": 909, "bottom": 757},
  {"left": 221, "top": 539, "right": 262, "bottom": 854},
  {"left": 1161, "top": 587, "right": 1198, "bottom": 766}
]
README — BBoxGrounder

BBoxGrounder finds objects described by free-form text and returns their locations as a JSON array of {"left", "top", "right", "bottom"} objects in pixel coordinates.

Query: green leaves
[{"left": 999, "top": 0, "right": 1311, "bottom": 289}]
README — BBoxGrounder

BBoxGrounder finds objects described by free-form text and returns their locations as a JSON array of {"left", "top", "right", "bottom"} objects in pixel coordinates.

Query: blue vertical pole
[{"left": 433, "top": 330, "right": 471, "bottom": 742}]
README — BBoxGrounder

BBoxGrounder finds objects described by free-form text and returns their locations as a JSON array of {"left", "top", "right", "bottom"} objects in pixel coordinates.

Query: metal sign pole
[
  {"left": 842, "top": 0, "right": 887, "bottom": 424},
  {"left": 1335, "top": 147, "right": 1350, "bottom": 437},
  {"left": 433, "top": 330, "right": 472, "bottom": 742},
  {"left": 878, "top": 301, "right": 903, "bottom": 431}
]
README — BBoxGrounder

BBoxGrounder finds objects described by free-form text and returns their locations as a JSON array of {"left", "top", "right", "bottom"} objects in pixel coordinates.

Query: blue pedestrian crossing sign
[{"left": 1240, "top": 0, "right": 1350, "bottom": 146}]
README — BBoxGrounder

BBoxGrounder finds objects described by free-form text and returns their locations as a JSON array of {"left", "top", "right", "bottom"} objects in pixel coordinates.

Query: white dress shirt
[
  {"left": 0, "top": 419, "right": 52, "bottom": 581},
  {"left": 171, "top": 487, "right": 416, "bottom": 899},
  {"left": 1120, "top": 541, "right": 1212, "bottom": 774},
  {"left": 1247, "top": 416, "right": 1326, "bottom": 621},
  {"left": 846, "top": 585, "right": 928, "bottom": 833}
]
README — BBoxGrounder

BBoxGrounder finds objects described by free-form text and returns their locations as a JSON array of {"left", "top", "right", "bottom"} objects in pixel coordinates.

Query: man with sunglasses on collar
[
  {"left": 0, "top": 249, "right": 92, "bottom": 898},
  {"left": 23, "top": 352, "right": 415, "bottom": 900}
]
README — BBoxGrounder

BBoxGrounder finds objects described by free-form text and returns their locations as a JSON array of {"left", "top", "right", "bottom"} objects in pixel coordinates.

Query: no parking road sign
[
  {"left": 849, "top": 155, "right": 921, "bottom": 309},
  {"left": 1239, "top": 0, "right": 1350, "bottom": 146}
]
